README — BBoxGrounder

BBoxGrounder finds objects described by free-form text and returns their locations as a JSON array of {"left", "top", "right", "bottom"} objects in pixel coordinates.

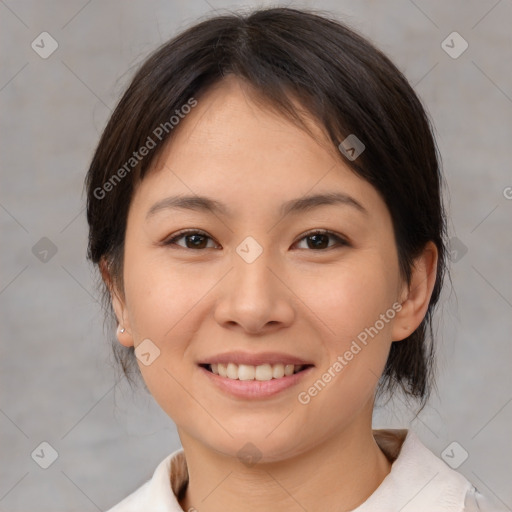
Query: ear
[
  {"left": 392, "top": 241, "right": 438, "bottom": 342},
  {"left": 99, "top": 257, "right": 134, "bottom": 348}
]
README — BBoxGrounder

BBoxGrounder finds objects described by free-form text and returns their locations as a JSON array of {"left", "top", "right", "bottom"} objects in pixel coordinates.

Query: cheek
[
  {"left": 297, "top": 253, "right": 398, "bottom": 346},
  {"left": 123, "top": 249, "right": 207, "bottom": 342},
  {"left": 293, "top": 254, "right": 398, "bottom": 408},
  {"left": 121, "top": 257, "right": 204, "bottom": 424}
]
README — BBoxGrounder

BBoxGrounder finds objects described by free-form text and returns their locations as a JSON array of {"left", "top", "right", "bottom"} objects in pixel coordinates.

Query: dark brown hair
[{"left": 85, "top": 7, "right": 447, "bottom": 407}]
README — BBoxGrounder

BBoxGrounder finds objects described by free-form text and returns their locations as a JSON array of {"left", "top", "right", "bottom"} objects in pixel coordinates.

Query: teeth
[
  {"left": 272, "top": 364, "right": 285, "bottom": 379},
  {"left": 209, "top": 362, "right": 305, "bottom": 380}
]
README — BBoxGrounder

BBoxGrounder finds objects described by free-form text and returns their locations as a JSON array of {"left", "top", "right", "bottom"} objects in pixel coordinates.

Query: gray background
[{"left": 1, "top": 0, "right": 511, "bottom": 510}]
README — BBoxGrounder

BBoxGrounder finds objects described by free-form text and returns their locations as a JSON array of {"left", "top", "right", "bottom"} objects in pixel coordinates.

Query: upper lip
[{"left": 198, "top": 351, "right": 314, "bottom": 367}]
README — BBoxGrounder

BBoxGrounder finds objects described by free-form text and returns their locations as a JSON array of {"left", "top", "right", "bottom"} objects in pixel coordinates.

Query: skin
[{"left": 103, "top": 75, "right": 438, "bottom": 511}]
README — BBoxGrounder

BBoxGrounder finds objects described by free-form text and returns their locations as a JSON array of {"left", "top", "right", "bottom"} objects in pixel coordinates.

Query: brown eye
[
  {"left": 164, "top": 230, "right": 218, "bottom": 250},
  {"left": 295, "top": 230, "right": 349, "bottom": 250},
  {"left": 163, "top": 229, "right": 349, "bottom": 251}
]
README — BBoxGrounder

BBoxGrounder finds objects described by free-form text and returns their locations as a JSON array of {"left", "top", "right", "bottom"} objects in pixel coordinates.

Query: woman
[{"left": 85, "top": 7, "right": 498, "bottom": 511}]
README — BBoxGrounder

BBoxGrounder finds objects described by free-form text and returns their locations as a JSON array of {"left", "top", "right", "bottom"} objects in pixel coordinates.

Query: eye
[
  {"left": 162, "top": 229, "right": 349, "bottom": 251},
  {"left": 294, "top": 229, "right": 349, "bottom": 250},
  {"left": 163, "top": 229, "right": 219, "bottom": 250}
]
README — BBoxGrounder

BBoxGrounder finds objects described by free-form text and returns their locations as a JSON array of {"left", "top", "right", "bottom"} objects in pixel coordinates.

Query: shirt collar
[{"left": 126, "top": 429, "right": 472, "bottom": 511}]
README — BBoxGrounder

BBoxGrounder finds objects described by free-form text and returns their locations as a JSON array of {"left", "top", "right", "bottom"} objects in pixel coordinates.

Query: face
[{"left": 110, "top": 76, "right": 414, "bottom": 462}]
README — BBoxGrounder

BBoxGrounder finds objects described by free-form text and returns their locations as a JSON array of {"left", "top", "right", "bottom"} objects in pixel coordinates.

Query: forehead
[
  {"left": 169, "top": 76, "right": 337, "bottom": 163},
  {"left": 130, "top": 76, "right": 387, "bottom": 223}
]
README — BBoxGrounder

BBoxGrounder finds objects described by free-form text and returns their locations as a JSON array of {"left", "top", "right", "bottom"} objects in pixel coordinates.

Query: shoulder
[
  {"left": 361, "top": 429, "right": 495, "bottom": 512},
  {"left": 105, "top": 479, "right": 153, "bottom": 512},
  {"left": 105, "top": 448, "right": 186, "bottom": 512},
  {"left": 464, "top": 485, "right": 509, "bottom": 512}
]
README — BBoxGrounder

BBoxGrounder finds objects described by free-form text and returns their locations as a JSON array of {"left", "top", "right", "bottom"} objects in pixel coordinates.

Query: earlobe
[
  {"left": 99, "top": 257, "right": 135, "bottom": 348},
  {"left": 116, "top": 324, "right": 134, "bottom": 347},
  {"left": 391, "top": 241, "right": 438, "bottom": 342}
]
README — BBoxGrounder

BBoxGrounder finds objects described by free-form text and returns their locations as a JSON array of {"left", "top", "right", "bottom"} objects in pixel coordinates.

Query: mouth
[
  {"left": 198, "top": 361, "right": 315, "bottom": 399},
  {"left": 199, "top": 362, "right": 314, "bottom": 381}
]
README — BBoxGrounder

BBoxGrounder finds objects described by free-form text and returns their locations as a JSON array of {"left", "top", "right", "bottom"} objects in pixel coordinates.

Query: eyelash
[{"left": 162, "top": 229, "right": 350, "bottom": 251}]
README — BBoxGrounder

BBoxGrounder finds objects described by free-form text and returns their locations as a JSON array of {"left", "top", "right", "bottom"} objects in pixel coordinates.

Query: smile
[
  {"left": 202, "top": 362, "right": 311, "bottom": 381},
  {"left": 199, "top": 362, "right": 314, "bottom": 399}
]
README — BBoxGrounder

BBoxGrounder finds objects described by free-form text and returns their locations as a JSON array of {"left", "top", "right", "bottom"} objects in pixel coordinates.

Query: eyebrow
[{"left": 146, "top": 192, "right": 368, "bottom": 220}]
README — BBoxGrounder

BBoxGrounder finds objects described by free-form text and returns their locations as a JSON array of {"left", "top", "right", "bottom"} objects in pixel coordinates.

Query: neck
[{"left": 178, "top": 419, "right": 392, "bottom": 512}]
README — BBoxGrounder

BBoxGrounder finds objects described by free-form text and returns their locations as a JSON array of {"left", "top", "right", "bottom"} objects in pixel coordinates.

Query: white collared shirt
[{"left": 105, "top": 429, "right": 501, "bottom": 511}]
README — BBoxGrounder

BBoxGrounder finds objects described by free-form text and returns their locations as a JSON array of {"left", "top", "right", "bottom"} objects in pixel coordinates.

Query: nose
[{"left": 213, "top": 240, "right": 295, "bottom": 334}]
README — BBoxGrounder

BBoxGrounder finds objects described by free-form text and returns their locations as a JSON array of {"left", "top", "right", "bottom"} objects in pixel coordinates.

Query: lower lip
[{"left": 199, "top": 365, "right": 314, "bottom": 399}]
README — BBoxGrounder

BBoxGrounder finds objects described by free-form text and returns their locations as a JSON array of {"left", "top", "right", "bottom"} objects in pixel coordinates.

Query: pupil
[
  {"left": 188, "top": 234, "right": 206, "bottom": 248},
  {"left": 309, "top": 234, "right": 328, "bottom": 249}
]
